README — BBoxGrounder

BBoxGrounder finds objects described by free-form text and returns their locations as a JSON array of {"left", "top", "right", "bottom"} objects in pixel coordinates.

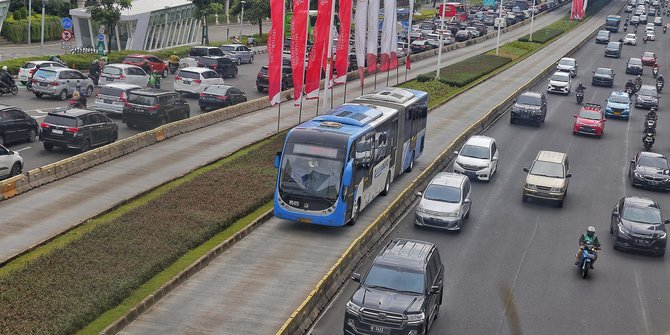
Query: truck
[{"left": 605, "top": 15, "right": 622, "bottom": 32}]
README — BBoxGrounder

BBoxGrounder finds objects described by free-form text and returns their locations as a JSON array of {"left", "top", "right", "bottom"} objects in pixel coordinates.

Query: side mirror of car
[
  {"left": 273, "top": 151, "right": 281, "bottom": 169},
  {"left": 664, "top": 219, "right": 670, "bottom": 224},
  {"left": 592, "top": 71, "right": 596, "bottom": 74},
  {"left": 416, "top": 191, "right": 423, "bottom": 197},
  {"left": 523, "top": 167, "right": 529, "bottom": 173},
  {"left": 631, "top": 159, "right": 636, "bottom": 164},
  {"left": 464, "top": 198, "right": 471, "bottom": 204},
  {"left": 566, "top": 173, "right": 572, "bottom": 178},
  {"left": 453, "top": 150, "right": 459, "bottom": 155},
  {"left": 430, "top": 285, "right": 441, "bottom": 294},
  {"left": 574, "top": 115, "right": 578, "bottom": 118},
  {"left": 665, "top": 169, "right": 670, "bottom": 175},
  {"left": 351, "top": 272, "right": 361, "bottom": 282}
]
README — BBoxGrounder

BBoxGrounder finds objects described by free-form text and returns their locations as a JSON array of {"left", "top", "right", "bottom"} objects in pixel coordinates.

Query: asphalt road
[
  {"left": 310, "top": 16, "right": 670, "bottom": 335},
  {"left": 2, "top": 53, "right": 268, "bottom": 171}
]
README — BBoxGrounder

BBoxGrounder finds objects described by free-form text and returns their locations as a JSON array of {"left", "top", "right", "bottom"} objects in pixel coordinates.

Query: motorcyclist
[
  {"left": 0, "top": 66, "right": 14, "bottom": 93},
  {"left": 575, "top": 226, "right": 601, "bottom": 269},
  {"left": 634, "top": 75, "right": 642, "bottom": 88},
  {"left": 625, "top": 79, "right": 636, "bottom": 93},
  {"left": 643, "top": 131, "right": 655, "bottom": 149},
  {"left": 169, "top": 52, "right": 180, "bottom": 65},
  {"left": 89, "top": 59, "right": 101, "bottom": 86},
  {"left": 653, "top": 64, "right": 659, "bottom": 77},
  {"left": 658, "top": 74, "right": 665, "bottom": 84},
  {"left": 141, "top": 61, "right": 152, "bottom": 76},
  {"left": 575, "top": 82, "right": 586, "bottom": 93},
  {"left": 231, "top": 35, "right": 241, "bottom": 44},
  {"left": 147, "top": 70, "right": 161, "bottom": 88},
  {"left": 48, "top": 55, "right": 64, "bottom": 66},
  {"left": 72, "top": 83, "right": 87, "bottom": 109},
  {"left": 647, "top": 107, "right": 658, "bottom": 121}
]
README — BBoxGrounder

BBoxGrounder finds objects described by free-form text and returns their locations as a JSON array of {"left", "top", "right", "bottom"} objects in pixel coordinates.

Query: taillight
[
  {"left": 49, "top": 81, "right": 59, "bottom": 86},
  {"left": 175, "top": 76, "right": 182, "bottom": 80},
  {"left": 66, "top": 127, "right": 79, "bottom": 134},
  {"left": 199, "top": 93, "right": 205, "bottom": 97},
  {"left": 148, "top": 104, "right": 160, "bottom": 111},
  {"left": 218, "top": 95, "right": 228, "bottom": 100},
  {"left": 119, "top": 74, "right": 126, "bottom": 80},
  {"left": 194, "top": 79, "right": 202, "bottom": 84},
  {"left": 119, "top": 91, "right": 127, "bottom": 102},
  {"left": 40, "top": 122, "right": 49, "bottom": 129}
]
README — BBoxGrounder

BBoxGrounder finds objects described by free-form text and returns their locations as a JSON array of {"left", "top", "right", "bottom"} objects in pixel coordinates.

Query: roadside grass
[
  {"left": 399, "top": 79, "right": 457, "bottom": 110},
  {"left": 0, "top": 134, "right": 284, "bottom": 334},
  {"left": 487, "top": 40, "right": 543, "bottom": 59}
]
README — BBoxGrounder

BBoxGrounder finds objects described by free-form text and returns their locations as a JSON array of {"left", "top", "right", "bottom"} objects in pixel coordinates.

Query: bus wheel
[
  {"left": 381, "top": 172, "right": 391, "bottom": 196},
  {"left": 347, "top": 199, "right": 361, "bottom": 226}
]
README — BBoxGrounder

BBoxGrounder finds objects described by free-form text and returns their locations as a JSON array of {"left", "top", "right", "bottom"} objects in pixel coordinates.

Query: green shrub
[
  {"left": 518, "top": 27, "right": 564, "bottom": 44},
  {"left": 416, "top": 73, "right": 434, "bottom": 82},
  {"left": 1, "top": 15, "right": 62, "bottom": 43},
  {"left": 437, "top": 54, "right": 512, "bottom": 87}
]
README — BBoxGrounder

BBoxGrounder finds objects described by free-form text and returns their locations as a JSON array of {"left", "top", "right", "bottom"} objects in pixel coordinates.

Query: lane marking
[
  {"left": 634, "top": 268, "right": 651, "bottom": 335},
  {"left": 15, "top": 147, "right": 31, "bottom": 152}
]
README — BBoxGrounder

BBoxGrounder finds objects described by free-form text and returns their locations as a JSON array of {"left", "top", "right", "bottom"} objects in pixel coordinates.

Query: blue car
[{"left": 605, "top": 91, "right": 631, "bottom": 119}]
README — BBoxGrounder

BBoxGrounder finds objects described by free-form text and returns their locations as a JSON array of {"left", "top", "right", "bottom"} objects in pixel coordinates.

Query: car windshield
[
  {"left": 579, "top": 109, "right": 601, "bottom": 120},
  {"left": 626, "top": 34, "right": 636, "bottom": 39},
  {"left": 279, "top": 143, "right": 343, "bottom": 203},
  {"left": 595, "top": 68, "right": 613, "bottom": 75},
  {"left": 99, "top": 86, "right": 123, "bottom": 96},
  {"left": 551, "top": 73, "right": 569, "bottom": 82},
  {"left": 127, "top": 93, "right": 158, "bottom": 106},
  {"left": 517, "top": 94, "right": 542, "bottom": 105},
  {"left": 643, "top": 52, "right": 655, "bottom": 58},
  {"left": 102, "top": 66, "right": 122, "bottom": 75},
  {"left": 629, "top": 58, "right": 642, "bottom": 65},
  {"left": 609, "top": 94, "right": 629, "bottom": 103},
  {"left": 597, "top": 31, "right": 608, "bottom": 37},
  {"left": 364, "top": 264, "right": 424, "bottom": 294},
  {"left": 220, "top": 45, "right": 236, "bottom": 51},
  {"left": 423, "top": 184, "right": 461, "bottom": 203},
  {"left": 639, "top": 156, "right": 669, "bottom": 169},
  {"left": 204, "top": 85, "right": 229, "bottom": 94},
  {"left": 123, "top": 57, "right": 145, "bottom": 63},
  {"left": 22, "top": 62, "right": 36, "bottom": 69},
  {"left": 607, "top": 42, "right": 619, "bottom": 48},
  {"left": 622, "top": 205, "right": 662, "bottom": 224},
  {"left": 44, "top": 114, "right": 80, "bottom": 127},
  {"left": 460, "top": 144, "right": 490, "bottom": 159},
  {"left": 530, "top": 161, "right": 564, "bottom": 178},
  {"left": 559, "top": 59, "right": 575, "bottom": 66},
  {"left": 33, "top": 69, "right": 57, "bottom": 80}
]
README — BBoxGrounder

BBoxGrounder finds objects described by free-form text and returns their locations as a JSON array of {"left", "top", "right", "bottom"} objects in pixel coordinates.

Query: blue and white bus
[{"left": 274, "top": 88, "right": 428, "bottom": 227}]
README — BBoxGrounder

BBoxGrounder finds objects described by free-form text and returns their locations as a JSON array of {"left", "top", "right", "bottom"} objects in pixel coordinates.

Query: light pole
[
  {"left": 530, "top": 0, "right": 536, "bottom": 41},
  {"left": 495, "top": 0, "right": 503, "bottom": 55},
  {"left": 436, "top": 0, "right": 447, "bottom": 79},
  {"left": 28, "top": 0, "right": 32, "bottom": 44},
  {"left": 40, "top": 0, "right": 45, "bottom": 51},
  {"left": 239, "top": 0, "right": 246, "bottom": 38}
]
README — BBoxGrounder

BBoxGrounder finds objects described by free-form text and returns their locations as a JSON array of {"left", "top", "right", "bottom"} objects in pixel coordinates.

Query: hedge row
[
  {"left": 0, "top": 134, "right": 284, "bottom": 334},
  {"left": 2, "top": 15, "right": 62, "bottom": 43},
  {"left": 417, "top": 54, "right": 512, "bottom": 87}
]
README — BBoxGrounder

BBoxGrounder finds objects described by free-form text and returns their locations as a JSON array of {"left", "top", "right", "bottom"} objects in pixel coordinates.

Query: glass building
[{"left": 69, "top": 0, "right": 200, "bottom": 51}]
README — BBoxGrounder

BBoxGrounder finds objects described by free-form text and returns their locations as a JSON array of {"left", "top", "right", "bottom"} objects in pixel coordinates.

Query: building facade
[{"left": 69, "top": 0, "right": 201, "bottom": 51}]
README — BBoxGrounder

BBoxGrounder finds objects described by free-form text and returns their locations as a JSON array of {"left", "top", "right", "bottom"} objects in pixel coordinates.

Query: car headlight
[
  {"left": 416, "top": 204, "right": 425, "bottom": 213},
  {"left": 445, "top": 211, "right": 460, "bottom": 218},
  {"left": 406, "top": 312, "right": 425, "bottom": 323},
  {"left": 634, "top": 172, "right": 643, "bottom": 178},
  {"left": 658, "top": 231, "right": 667, "bottom": 240},
  {"left": 526, "top": 184, "right": 537, "bottom": 190},
  {"left": 618, "top": 224, "right": 631, "bottom": 236},
  {"left": 550, "top": 187, "right": 563, "bottom": 192},
  {"left": 346, "top": 300, "right": 361, "bottom": 314}
]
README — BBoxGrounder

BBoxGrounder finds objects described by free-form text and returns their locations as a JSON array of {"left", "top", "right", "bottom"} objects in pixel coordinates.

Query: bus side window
[{"left": 354, "top": 137, "right": 368, "bottom": 186}]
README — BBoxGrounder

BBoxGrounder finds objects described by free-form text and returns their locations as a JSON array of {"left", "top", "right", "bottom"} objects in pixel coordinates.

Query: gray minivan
[
  {"left": 31, "top": 68, "right": 95, "bottom": 100},
  {"left": 94, "top": 83, "right": 143, "bottom": 115}
]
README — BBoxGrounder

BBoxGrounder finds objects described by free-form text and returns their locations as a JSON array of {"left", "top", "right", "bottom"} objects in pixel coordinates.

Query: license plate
[
  {"left": 183, "top": 80, "right": 191, "bottom": 85},
  {"left": 135, "top": 108, "right": 143, "bottom": 112},
  {"left": 370, "top": 325, "right": 388, "bottom": 334},
  {"left": 635, "top": 239, "right": 650, "bottom": 246},
  {"left": 614, "top": 111, "right": 621, "bottom": 115},
  {"left": 106, "top": 77, "right": 114, "bottom": 81},
  {"left": 39, "top": 82, "right": 48, "bottom": 86},
  {"left": 52, "top": 129, "right": 63, "bottom": 134},
  {"left": 104, "top": 99, "right": 113, "bottom": 104}
]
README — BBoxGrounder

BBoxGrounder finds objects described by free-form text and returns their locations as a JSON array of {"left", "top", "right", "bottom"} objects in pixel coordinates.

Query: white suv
[
  {"left": 174, "top": 67, "right": 224, "bottom": 95},
  {"left": 453, "top": 135, "right": 499, "bottom": 181},
  {"left": 0, "top": 144, "right": 23, "bottom": 180}
]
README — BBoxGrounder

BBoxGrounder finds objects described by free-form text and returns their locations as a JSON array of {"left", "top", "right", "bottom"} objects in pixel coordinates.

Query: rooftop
[{"left": 70, "top": 0, "right": 193, "bottom": 18}]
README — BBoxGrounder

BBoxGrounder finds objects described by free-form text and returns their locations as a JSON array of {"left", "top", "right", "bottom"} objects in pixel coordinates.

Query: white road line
[{"left": 15, "top": 147, "right": 31, "bottom": 152}]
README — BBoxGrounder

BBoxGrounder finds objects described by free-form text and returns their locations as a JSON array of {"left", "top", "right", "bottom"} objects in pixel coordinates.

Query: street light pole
[
  {"left": 495, "top": 0, "right": 503, "bottom": 55},
  {"left": 40, "top": 0, "right": 45, "bottom": 51},
  {"left": 436, "top": 0, "right": 447, "bottom": 79},
  {"left": 530, "top": 0, "right": 536, "bottom": 41},
  {"left": 28, "top": 0, "right": 32, "bottom": 44},
  {"left": 239, "top": 0, "right": 246, "bottom": 38}
]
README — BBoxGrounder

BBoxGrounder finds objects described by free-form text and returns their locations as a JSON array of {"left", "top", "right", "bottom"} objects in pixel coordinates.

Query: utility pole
[
  {"left": 28, "top": 0, "right": 32, "bottom": 44},
  {"left": 436, "top": 0, "right": 447, "bottom": 78},
  {"left": 239, "top": 0, "right": 246, "bottom": 38},
  {"left": 40, "top": 0, "right": 45, "bottom": 51}
]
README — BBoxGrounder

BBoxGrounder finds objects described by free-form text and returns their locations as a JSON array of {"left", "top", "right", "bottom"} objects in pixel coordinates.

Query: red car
[
  {"left": 641, "top": 51, "right": 657, "bottom": 66},
  {"left": 122, "top": 54, "right": 168, "bottom": 77},
  {"left": 573, "top": 103, "right": 606, "bottom": 137}
]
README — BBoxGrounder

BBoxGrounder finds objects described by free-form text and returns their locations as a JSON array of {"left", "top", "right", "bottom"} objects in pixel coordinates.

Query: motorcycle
[
  {"left": 169, "top": 62, "right": 179, "bottom": 75},
  {"left": 624, "top": 25, "right": 628, "bottom": 32},
  {"left": 246, "top": 37, "right": 257, "bottom": 48},
  {"left": 643, "top": 132, "right": 655, "bottom": 151},
  {"left": 657, "top": 80, "right": 664, "bottom": 92},
  {"left": 643, "top": 35, "right": 648, "bottom": 44},
  {"left": 653, "top": 67, "right": 659, "bottom": 78},
  {"left": 665, "top": 26, "right": 668, "bottom": 33},
  {"left": 625, "top": 86, "right": 635, "bottom": 96},
  {"left": 576, "top": 90, "right": 584, "bottom": 104},
  {"left": 0, "top": 82, "right": 18, "bottom": 96},
  {"left": 644, "top": 118, "right": 657, "bottom": 135},
  {"left": 68, "top": 98, "right": 84, "bottom": 108},
  {"left": 577, "top": 245, "right": 597, "bottom": 279},
  {"left": 634, "top": 82, "right": 642, "bottom": 92}
]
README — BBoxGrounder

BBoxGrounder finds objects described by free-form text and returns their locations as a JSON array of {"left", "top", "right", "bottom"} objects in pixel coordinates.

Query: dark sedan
[
  {"left": 0, "top": 106, "right": 39, "bottom": 146},
  {"left": 629, "top": 151, "right": 670, "bottom": 190},
  {"left": 625, "top": 57, "right": 644, "bottom": 75},
  {"left": 199, "top": 85, "right": 247, "bottom": 111},
  {"left": 591, "top": 67, "right": 615, "bottom": 87},
  {"left": 611, "top": 196, "right": 668, "bottom": 256},
  {"left": 455, "top": 30, "right": 471, "bottom": 42}
]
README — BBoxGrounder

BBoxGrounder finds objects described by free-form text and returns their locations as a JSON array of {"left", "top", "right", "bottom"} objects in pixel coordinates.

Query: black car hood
[
  {"left": 352, "top": 286, "right": 424, "bottom": 314},
  {"left": 620, "top": 219, "right": 666, "bottom": 236},
  {"left": 594, "top": 74, "right": 613, "bottom": 79},
  {"left": 513, "top": 103, "right": 541, "bottom": 110},
  {"left": 635, "top": 165, "right": 668, "bottom": 176}
]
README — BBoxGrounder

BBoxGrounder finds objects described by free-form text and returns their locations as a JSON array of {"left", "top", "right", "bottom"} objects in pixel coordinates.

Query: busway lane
[{"left": 310, "top": 9, "right": 670, "bottom": 335}]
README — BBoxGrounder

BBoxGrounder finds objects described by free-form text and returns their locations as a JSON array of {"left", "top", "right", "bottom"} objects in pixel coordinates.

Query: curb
[{"left": 274, "top": 2, "right": 623, "bottom": 335}]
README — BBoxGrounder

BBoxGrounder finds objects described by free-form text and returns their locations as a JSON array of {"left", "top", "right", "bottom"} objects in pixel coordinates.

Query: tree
[
  {"left": 230, "top": 0, "right": 270, "bottom": 36},
  {"left": 87, "top": 0, "right": 132, "bottom": 53},
  {"left": 191, "top": 0, "right": 213, "bottom": 45}
]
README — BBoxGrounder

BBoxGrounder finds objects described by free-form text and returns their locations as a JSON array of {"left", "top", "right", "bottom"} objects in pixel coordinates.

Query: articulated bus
[{"left": 273, "top": 88, "right": 428, "bottom": 227}]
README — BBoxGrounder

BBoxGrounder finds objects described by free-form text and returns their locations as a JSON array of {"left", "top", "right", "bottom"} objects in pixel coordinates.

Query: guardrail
[{"left": 274, "top": 3, "right": 619, "bottom": 333}]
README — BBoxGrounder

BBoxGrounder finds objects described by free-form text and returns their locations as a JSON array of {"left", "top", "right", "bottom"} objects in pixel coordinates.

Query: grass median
[{"left": 0, "top": 134, "right": 284, "bottom": 334}]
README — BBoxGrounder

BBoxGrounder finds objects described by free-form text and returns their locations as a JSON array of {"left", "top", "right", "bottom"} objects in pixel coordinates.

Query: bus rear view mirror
[
  {"left": 342, "top": 160, "right": 353, "bottom": 186},
  {"left": 274, "top": 151, "right": 281, "bottom": 169}
]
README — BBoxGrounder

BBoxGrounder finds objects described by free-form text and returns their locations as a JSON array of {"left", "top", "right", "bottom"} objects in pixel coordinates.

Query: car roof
[
  {"left": 520, "top": 91, "right": 543, "bottom": 98},
  {"left": 129, "top": 88, "right": 175, "bottom": 96},
  {"left": 206, "top": 84, "right": 233, "bottom": 90},
  {"left": 465, "top": 135, "right": 494, "bottom": 147},
  {"left": 536, "top": 150, "right": 567, "bottom": 163},
  {"left": 192, "top": 46, "right": 218, "bottom": 49},
  {"left": 596, "top": 67, "right": 613, "bottom": 71},
  {"left": 552, "top": 71, "right": 570, "bottom": 77},
  {"left": 100, "top": 83, "right": 143, "bottom": 90},
  {"left": 430, "top": 172, "right": 466, "bottom": 188},
  {"left": 106, "top": 63, "right": 141, "bottom": 69},
  {"left": 610, "top": 91, "right": 628, "bottom": 97},
  {"left": 375, "top": 238, "right": 435, "bottom": 271},
  {"left": 48, "top": 108, "right": 94, "bottom": 117},
  {"left": 28, "top": 60, "right": 59, "bottom": 65},
  {"left": 179, "top": 67, "right": 213, "bottom": 73},
  {"left": 639, "top": 151, "right": 666, "bottom": 159},
  {"left": 37, "top": 67, "right": 73, "bottom": 73},
  {"left": 200, "top": 56, "right": 227, "bottom": 60},
  {"left": 623, "top": 195, "right": 659, "bottom": 208},
  {"left": 0, "top": 104, "right": 20, "bottom": 111},
  {"left": 640, "top": 84, "right": 657, "bottom": 91},
  {"left": 126, "top": 54, "right": 155, "bottom": 58},
  {"left": 560, "top": 57, "right": 576, "bottom": 61}
]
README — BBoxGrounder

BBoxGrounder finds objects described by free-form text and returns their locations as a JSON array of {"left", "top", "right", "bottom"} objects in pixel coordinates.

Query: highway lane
[
  {"left": 2, "top": 54, "right": 268, "bottom": 171},
  {"left": 310, "top": 13, "right": 670, "bottom": 335}
]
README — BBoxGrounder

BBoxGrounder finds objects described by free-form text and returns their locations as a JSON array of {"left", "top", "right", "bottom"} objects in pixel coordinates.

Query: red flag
[
  {"left": 291, "top": 0, "right": 309, "bottom": 104},
  {"left": 334, "top": 0, "right": 352, "bottom": 85},
  {"left": 570, "top": 0, "right": 585, "bottom": 20},
  {"left": 267, "top": 0, "right": 285, "bottom": 105},
  {"left": 380, "top": 0, "right": 395, "bottom": 71},
  {"left": 305, "top": 0, "right": 334, "bottom": 99}
]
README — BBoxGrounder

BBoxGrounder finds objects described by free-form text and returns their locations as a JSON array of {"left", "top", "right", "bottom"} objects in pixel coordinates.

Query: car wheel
[
  {"left": 27, "top": 129, "right": 37, "bottom": 143},
  {"left": 85, "top": 86, "right": 93, "bottom": 97},
  {"left": 162, "top": 68, "right": 169, "bottom": 78},
  {"left": 610, "top": 223, "right": 614, "bottom": 234},
  {"left": 465, "top": 206, "right": 471, "bottom": 219},
  {"left": 557, "top": 198, "right": 564, "bottom": 208},
  {"left": 80, "top": 139, "right": 91, "bottom": 153},
  {"left": 20, "top": 81, "right": 27, "bottom": 85},
  {"left": 200, "top": 105, "right": 207, "bottom": 111},
  {"left": 407, "top": 153, "right": 415, "bottom": 172},
  {"left": 257, "top": 86, "right": 264, "bottom": 93},
  {"left": 10, "top": 163, "right": 22, "bottom": 176},
  {"left": 158, "top": 117, "right": 168, "bottom": 127},
  {"left": 44, "top": 142, "right": 53, "bottom": 151},
  {"left": 110, "top": 131, "right": 118, "bottom": 143},
  {"left": 34, "top": 92, "right": 43, "bottom": 98},
  {"left": 510, "top": 117, "right": 515, "bottom": 124},
  {"left": 238, "top": 57, "right": 242, "bottom": 65},
  {"left": 0, "top": 135, "right": 4, "bottom": 146},
  {"left": 58, "top": 89, "right": 68, "bottom": 101},
  {"left": 381, "top": 172, "right": 391, "bottom": 196},
  {"left": 249, "top": 55, "right": 254, "bottom": 64},
  {"left": 522, "top": 194, "right": 528, "bottom": 202},
  {"left": 233, "top": 69, "right": 238, "bottom": 78}
]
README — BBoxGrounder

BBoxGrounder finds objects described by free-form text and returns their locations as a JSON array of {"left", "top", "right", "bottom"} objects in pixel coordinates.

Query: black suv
[
  {"left": 344, "top": 238, "right": 443, "bottom": 335},
  {"left": 197, "top": 56, "right": 239, "bottom": 78},
  {"left": 256, "top": 65, "right": 293, "bottom": 93},
  {"left": 629, "top": 151, "right": 670, "bottom": 191},
  {"left": 0, "top": 105, "right": 39, "bottom": 146},
  {"left": 510, "top": 91, "right": 547, "bottom": 126},
  {"left": 40, "top": 109, "right": 118, "bottom": 152},
  {"left": 122, "top": 89, "right": 190, "bottom": 129},
  {"left": 591, "top": 67, "right": 615, "bottom": 87},
  {"left": 625, "top": 57, "right": 644, "bottom": 75},
  {"left": 604, "top": 41, "right": 622, "bottom": 58}
]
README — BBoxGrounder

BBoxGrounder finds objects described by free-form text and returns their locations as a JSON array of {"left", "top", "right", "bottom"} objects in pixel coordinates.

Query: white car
[
  {"left": 547, "top": 71, "right": 572, "bottom": 94},
  {"left": 174, "top": 67, "right": 224, "bottom": 95},
  {"left": 465, "top": 27, "right": 481, "bottom": 38},
  {"left": 623, "top": 33, "right": 637, "bottom": 45},
  {"left": 415, "top": 172, "right": 472, "bottom": 231},
  {"left": 645, "top": 30, "right": 656, "bottom": 41},
  {"left": 17, "top": 60, "right": 66, "bottom": 85},
  {"left": 94, "top": 83, "right": 143, "bottom": 115},
  {"left": 556, "top": 57, "right": 578, "bottom": 77},
  {"left": 100, "top": 64, "right": 150, "bottom": 87},
  {"left": 0, "top": 144, "right": 23, "bottom": 180},
  {"left": 653, "top": 17, "right": 663, "bottom": 26},
  {"left": 453, "top": 135, "right": 499, "bottom": 181}
]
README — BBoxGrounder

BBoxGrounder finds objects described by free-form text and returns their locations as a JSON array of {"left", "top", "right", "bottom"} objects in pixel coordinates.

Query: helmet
[
  {"left": 2, "top": 66, "right": 7, "bottom": 71},
  {"left": 578, "top": 82, "right": 583, "bottom": 86},
  {"left": 173, "top": 51, "right": 177, "bottom": 55},
  {"left": 587, "top": 226, "right": 595, "bottom": 237}
]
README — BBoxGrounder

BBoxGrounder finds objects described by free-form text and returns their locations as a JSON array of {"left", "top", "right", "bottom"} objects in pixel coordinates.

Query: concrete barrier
[
  {"left": 0, "top": 176, "right": 19, "bottom": 200},
  {"left": 14, "top": 174, "right": 32, "bottom": 194}
]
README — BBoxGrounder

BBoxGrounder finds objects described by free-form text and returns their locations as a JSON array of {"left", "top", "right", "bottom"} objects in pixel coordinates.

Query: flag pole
[
  {"left": 277, "top": 99, "right": 282, "bottom": 133},
  {"left": 321, "top": 0, "right": 337, "bottom": 115},
  {"left": 344, "top": 77, "right": 348, "bottom": 103},
  {"left": 405, "top": 0, "right": 414, "bottom": 82}
]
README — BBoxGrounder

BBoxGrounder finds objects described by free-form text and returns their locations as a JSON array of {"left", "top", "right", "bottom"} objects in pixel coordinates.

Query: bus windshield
[{"left": 279, "top": 143, "right": 344, "bottom": 210}]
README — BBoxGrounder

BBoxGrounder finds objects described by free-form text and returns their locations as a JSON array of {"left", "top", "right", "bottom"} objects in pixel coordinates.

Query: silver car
[
  {"left": 100, "top": 64, "right": 150, "bottom": 87},
  {"left": 94, "top": 83, "right": 143, "bottom": 115},
  {"left": 415, "top": 172, "right": 472, "bottom": 231},
  {"left": 30, "top": 67, "right": 95, "bottom": 100},
  {"left": 219, "top": 44, "right": 254, "bottom": 64}
]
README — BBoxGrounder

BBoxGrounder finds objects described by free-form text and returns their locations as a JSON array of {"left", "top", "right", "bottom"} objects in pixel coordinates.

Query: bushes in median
[
  {"left": 0, "top": 134, "right": 284, "bottom": 334},
  {"left": 2, "top": 15, "right": 62, "bottom": 43},
  {"left": 437, "top": 54, "right": 512, "bottom": 87}
]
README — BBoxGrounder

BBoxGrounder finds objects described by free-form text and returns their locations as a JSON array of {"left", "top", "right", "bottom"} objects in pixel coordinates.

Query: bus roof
[
  {"left": 353, "top": 87, "right": 427, "bottom": 108},
  {"left": 300, "top": 103, "right": 398, "bottom": 137}
]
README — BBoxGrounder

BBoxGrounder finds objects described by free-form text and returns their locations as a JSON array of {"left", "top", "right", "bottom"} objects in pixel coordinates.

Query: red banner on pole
[
  {"left": 366, "top": 0, "right": 379, "bottom": 73},
  {"left": 570, "top": 0, "right": 585, "bottom": 20},
  {"left": 291, "top": 0, "right": 309, "bottom": 104},
  {"left": 334, "top": 0, "right": 352, "bottom": 85},
  {"left": 305, "top": 0, "right": 333, "bottom": 99},
  {"left": 267, "top": 0, "right": 285, "bottom": 105}
]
